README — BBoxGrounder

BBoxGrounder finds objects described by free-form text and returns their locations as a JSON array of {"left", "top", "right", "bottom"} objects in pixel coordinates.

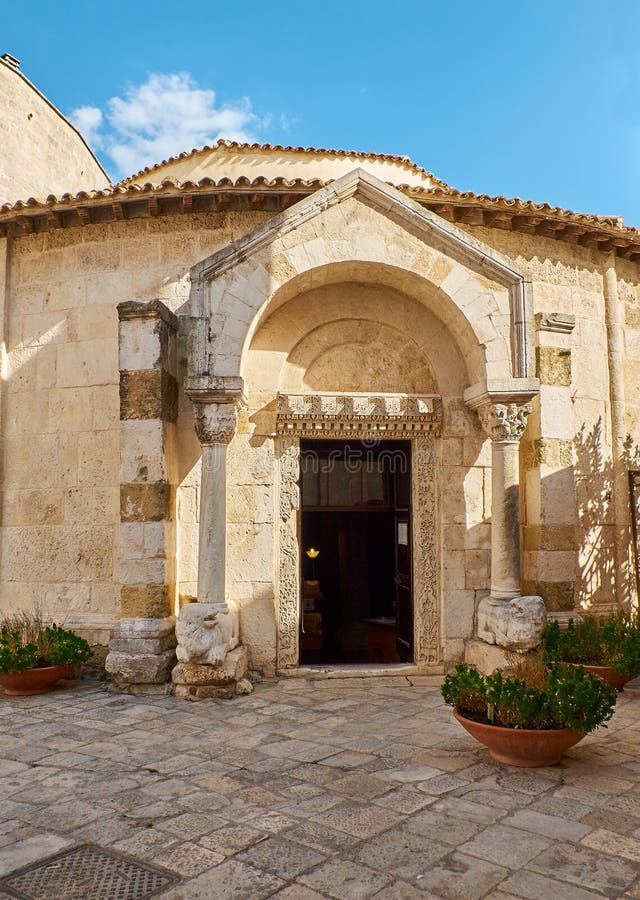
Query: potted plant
[
  {"left": 0, "top": 609, "right": 92, "bottom": 696},
  {"left": 543, "top": 612, "right": 640, "bottom": 691},
  {"left": 442, "top": 654, "right": 616, "bottom": 767}
]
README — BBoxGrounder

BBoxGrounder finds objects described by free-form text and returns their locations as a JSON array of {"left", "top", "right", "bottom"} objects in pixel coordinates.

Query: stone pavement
[{"left": 1, "top": 675, "right": 640, "bottom": 899}]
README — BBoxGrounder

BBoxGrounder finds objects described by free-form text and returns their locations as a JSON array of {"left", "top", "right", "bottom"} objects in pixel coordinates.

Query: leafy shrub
[
  {"left": 543, "top": 612, "right": 640, "bottom": 677},
  {"left": 442, "top": 662, "right": 616, "bottom": 733},
  {"left": 0, "top": 610, "right": 92, "bottom": 674}
]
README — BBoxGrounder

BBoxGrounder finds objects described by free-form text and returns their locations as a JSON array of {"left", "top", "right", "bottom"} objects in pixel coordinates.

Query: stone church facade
[{"left": 1, "top": 57, "right": 639, "bottom": 694}]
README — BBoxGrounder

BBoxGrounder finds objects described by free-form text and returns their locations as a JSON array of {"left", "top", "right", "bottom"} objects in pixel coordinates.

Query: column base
[
  {"left": 477, "top": 595, "right": 547, "bottom": 651},
  {"left": 105, "top": 617, "right": 176, "bottom": 688},
  {"left": 172, "top": 645, "right": 251, "bottom": 700}
]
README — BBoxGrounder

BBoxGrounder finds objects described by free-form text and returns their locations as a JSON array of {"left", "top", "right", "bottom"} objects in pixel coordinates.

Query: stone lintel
[
  {"left": 275, "top": 392, "right": 443, "bottom": 437},
  {"left": 117, "top": 299, "right": 179, "bottom": 331}
]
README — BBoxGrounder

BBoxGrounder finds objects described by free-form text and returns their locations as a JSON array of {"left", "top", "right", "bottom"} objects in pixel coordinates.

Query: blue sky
[{"left": 5, "top": 1, "right": 640, "bottom": 223}]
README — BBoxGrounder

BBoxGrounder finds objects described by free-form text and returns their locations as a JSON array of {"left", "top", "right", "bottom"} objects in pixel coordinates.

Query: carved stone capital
[
  {"left": 194, "top": 402, "right": 238, "bottom": 445},
  {"left": 478, "top": 401, "right": 532, "bottom": 442}
]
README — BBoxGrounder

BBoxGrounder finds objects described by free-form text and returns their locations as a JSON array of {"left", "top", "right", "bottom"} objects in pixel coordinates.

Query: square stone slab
[{"left": 0, "top": 844, "right": 179, "bottom": 900}]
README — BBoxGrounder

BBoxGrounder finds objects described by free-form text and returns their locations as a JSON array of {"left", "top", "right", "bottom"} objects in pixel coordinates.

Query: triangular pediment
[{"left": 192, "top": 167, "right": 526, "bottom": 296}]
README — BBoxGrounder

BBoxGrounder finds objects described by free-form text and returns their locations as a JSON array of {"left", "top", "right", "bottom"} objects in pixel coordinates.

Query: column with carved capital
[
  {"left": 472, "top": 398, "right": 546, "bottom": 652},
  {"left": 172, "top": 383, "right": 251, "bottom": 699},
  {"left": 480, "top": 401, "right": 531, "bottom": 603},
  {"left": 193, "top": 401, "right": 237, "bottom": 610}
]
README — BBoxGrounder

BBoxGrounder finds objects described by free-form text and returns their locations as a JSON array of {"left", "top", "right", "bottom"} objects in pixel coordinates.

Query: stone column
[
  {"left": 474, "top": 400, "right": 546, "bottom": 651},
  {"left": 172, "top": 386, "right": 250, "bottom": 699},
  {"left": 106, "top": 300, "right": 179, "bottom": 692},
  {"left": 193, "top": 402, "right": 238, "bottom": 610}
]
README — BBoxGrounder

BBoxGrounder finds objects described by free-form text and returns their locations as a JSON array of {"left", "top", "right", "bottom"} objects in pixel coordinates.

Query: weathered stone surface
[
  {"left": 175, "top": 603, "right": 239, "bottom": 666},
  {"left": 536, "top": 346, "right": 572, "bottom": 386},
  {"left": 120, "top": 482, "right": 173, "bottom": 522},
  {"left": 477, "top": 595, "right": 547, "bottom": 650},
  {"left": 120, "top": 369, "right": 178, "bottom": 422},
  {"left": 120, "top": 584, "right": 173, "bottom": 618},
  {"left": 172, "top": 645, "right": 248, "bottom": 686},
  {"left": 105, "top": 648, "right": 175, "bottom": 684}
]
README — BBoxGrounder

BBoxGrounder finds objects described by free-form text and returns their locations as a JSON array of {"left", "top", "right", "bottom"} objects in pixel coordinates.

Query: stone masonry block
[
  {"left": 120, "top": 482, "right": 173, "bottom": 521},
  {"left": 536, "top": 346, "right": 572, "bottom": 386},
  {"left": 120, "top": 420, "right": 165, "bottom": 483},
  {"left": 121, "top": 584, "right": 173, "bottom": 618},
  {"left": 105, "top": 649, "right": 175, "bottom": 685},
  {"left": 120, "top": 369, "right": 178, "bottom": 422},
  {"left": 172, "top": 646, "right": 248, "bottom": 687}
]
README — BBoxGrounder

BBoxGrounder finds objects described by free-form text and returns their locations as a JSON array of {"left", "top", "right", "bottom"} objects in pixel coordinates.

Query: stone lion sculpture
[
  {"left": 175, "top": 602, "right": 238, "bottom": 666},
  {"left": 477, "top": 595, "right": 547, "bottom": 651}
]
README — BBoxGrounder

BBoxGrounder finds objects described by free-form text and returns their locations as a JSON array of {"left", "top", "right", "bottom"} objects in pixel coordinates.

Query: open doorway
[{"left": 299, "top": 439, "right": 412, "bottom": 665}]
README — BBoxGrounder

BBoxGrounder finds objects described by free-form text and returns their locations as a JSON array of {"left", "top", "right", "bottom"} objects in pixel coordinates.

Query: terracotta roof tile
[
  {"left": 1, "top": 172, "right": 638, "bottom": 255},
  {"left": 115, "top": 138, "right": 450, "bottom": 189}
]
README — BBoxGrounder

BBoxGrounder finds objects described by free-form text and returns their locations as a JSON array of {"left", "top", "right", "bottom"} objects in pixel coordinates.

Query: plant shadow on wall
[{"left": 574, "top": 418, "right": 640, "bottom": 612}]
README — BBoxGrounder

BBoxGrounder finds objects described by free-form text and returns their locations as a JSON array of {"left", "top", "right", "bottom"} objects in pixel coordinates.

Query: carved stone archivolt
[
  {"left": 478, "top": 401, "right": 532, "bottom": 442},
  {"left": 275, "top": 399, "right": 440, "bottom": 669},
  {"left": 276, "top": 393, "right": 442, "bottom": 438}
]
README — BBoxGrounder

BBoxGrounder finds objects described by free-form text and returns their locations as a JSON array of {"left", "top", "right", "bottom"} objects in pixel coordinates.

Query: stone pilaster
[
  {"left": 523, "top": 313, "right": 579, "bottom": 619},
  {"left": 106, "top": 300, "right": 179, "bottom": 691},
  {"left": 172, "top": 380, "right": 250, "bottom": 699},
  {"left": 468, "top": 395, "right": 546, "bottom": 654}
]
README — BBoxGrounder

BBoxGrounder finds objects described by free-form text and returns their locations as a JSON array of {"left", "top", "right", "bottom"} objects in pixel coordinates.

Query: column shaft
[
  {"left": 490, "top": 439, "right": 522, "bottom": 601},
  {"left": 198, "top": 442, "right": 228, "bottom": 610}
]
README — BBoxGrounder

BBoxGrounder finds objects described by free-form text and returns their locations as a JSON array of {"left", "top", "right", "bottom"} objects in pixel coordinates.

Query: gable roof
[{"left": 0, "top": 141, "right": 638, "bottom": 260}]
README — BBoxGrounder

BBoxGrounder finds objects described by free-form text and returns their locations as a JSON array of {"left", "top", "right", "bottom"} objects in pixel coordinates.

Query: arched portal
[{"left": 183, "top": 169, "right": 540, "bottom": 674}]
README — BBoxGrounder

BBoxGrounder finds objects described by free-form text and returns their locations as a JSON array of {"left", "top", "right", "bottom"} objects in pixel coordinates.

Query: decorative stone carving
[
  {"left": 477, "top": 595, "right": 547, "bottom": 651},
  {"left": 277, "top": 439, "right": 300, "bottom": 668},
  {"left": 412, "top": 433, "right": 440, "bottom": 664},
  {"left": 478, "top": 401, "right": 532, "bottom": 442},
  {"left": 275, "top": 427, "right": 440, "bottom": 669},
  {"left": 276, "top": 392, "right": 442, "bottom": 437},
  {"left": 175, "top": 602, "right": 239, "bottom": 666},
  {"left": 193, "top": 402, "right": 237, "bottom": 445}
]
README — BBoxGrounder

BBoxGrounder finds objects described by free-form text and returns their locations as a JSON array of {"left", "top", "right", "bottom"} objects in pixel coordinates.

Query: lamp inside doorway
[{"left": 306, "top": 546, "right": 320, "bottom": 580}]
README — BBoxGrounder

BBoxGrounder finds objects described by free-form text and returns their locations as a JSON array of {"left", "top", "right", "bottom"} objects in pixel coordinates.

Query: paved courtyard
[{"left": 1, "top": 675, "right": 639, "bottom": 899}]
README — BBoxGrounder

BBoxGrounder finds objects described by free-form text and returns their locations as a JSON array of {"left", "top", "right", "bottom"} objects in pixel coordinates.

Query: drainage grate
[{"left": 0, "top": 845, "right": 179, "bottom": 900}]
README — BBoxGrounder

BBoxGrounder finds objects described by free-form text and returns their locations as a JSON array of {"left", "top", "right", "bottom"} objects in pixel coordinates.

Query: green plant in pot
[
  {"left": 442, "top": 654, "right": 616, "bottom": 767},
  {"left": 0, "top": 609, "right": 92, "bottom": 696},
  {"left": 543, "top": 612, "right": 640, "bottom": 691}
]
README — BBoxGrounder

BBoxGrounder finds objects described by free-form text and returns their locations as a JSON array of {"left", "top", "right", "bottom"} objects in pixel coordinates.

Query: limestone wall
[
  {"left": 0, "top": 56, "right": 109, "bottom": 204},
  {"left": 461, "top": 225, "right": 640, "bottom": 613},
  {"left": 1, "top": 211, "right": 271, "bottom": 645},
  {"left": 2, "top": 194, "right": 639, "bottom": 666}
]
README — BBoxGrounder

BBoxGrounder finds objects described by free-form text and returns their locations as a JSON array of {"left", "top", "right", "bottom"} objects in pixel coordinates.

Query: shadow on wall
[{"left": 574, "top": 418, "right": 640, "bottom": 612}]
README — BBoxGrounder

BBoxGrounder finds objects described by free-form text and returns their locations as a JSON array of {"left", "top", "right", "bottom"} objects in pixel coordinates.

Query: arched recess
[
  {"left": 184, "top": 168, "right": 541, "bottom": 672},
  {"left": 187, "top": 167, "right": 538, "bottom": 403}
]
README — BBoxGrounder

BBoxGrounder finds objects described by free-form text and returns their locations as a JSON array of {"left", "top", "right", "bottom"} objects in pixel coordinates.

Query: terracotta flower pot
[
  {"left": 574, "top": 664, "right": 632, "bottom": 693},
  {"left": 0, "top": 665, "right": 72, "bottom": 696},
  {"left": 453, "top": 709, "right": 585, "bottom": 767}
]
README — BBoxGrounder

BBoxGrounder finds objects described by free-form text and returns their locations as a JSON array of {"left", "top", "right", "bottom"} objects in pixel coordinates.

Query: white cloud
[
  {"left": 70, "top": 105, "right": 104, "bottom": 147},
  {"left": 70, "top": 72, "right": 263, "bottom": 179}
]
